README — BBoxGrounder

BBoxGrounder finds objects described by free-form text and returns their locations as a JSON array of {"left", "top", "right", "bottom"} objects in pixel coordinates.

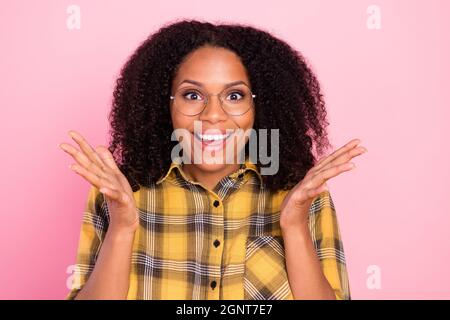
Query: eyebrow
[{"left": 177, "top": 79, "right": 249, "bottom": 89}]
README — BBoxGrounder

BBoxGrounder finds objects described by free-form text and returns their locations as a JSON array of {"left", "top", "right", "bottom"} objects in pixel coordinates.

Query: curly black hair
[{"left": 108, "top": 19, "right": 332, "bottom": 193}]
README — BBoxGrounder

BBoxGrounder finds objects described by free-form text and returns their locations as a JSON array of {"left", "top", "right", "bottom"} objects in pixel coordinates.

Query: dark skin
[
  {"left": 169, "top": 45, "right": 255, "bottom": 190},
  {"left": 280, "top": 138, "right": 366, "bottom": 299},
  {"left": 58, "top": 45, "right": 367, "bottom": 299}
]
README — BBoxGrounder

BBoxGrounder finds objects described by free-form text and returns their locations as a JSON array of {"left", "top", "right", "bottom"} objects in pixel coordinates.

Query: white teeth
[{"left": 195, "top": 132, "right": 231, "bottom": 141}]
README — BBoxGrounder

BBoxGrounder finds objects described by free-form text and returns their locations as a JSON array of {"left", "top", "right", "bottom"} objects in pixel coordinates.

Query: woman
[{"left": 59, "top": 19, "right": 366, "bottom": 300}]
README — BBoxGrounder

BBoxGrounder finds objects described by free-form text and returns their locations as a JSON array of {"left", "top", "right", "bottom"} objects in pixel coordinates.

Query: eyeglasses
[{"left": 170, "top": 83, "right": 256, "bottom": 116}]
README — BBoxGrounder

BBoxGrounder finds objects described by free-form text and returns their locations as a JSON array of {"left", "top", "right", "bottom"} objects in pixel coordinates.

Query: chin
[{"left": 192, "top": 161, "right": 232, "bottom": 173}]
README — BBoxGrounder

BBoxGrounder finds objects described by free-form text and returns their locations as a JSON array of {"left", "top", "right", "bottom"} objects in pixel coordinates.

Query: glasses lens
[
  {"left": 220, "top": 86, "right": 254, "bottom": 116},
  {"left": 171, "top": 84, "right": 255, "bottom": 116},
  {"left": 173, "top": 88, "right": 206, "bottom": 116}
]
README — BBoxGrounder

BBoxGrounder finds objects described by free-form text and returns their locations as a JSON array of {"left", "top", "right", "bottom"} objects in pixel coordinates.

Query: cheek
[
  {"left": 237, "top": 110, "right": 255, "bottom": 130},
  {"left": 170, "top": 110, "right": 192, "bottom": 131}
]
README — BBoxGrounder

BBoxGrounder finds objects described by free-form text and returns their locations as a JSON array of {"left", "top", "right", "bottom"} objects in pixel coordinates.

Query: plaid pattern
[{"left": 66, "top": 159, "right": 351, "bottom": 300}]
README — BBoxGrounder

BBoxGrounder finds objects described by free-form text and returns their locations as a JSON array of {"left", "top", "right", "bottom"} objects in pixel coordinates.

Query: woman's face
[{"left": 170, "top": 45, "right": 255, "bottom": 174}]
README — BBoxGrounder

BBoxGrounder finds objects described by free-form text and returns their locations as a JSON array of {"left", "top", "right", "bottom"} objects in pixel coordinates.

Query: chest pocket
[{"left": 243, "top": 235, "right": 293, "bottom": 300}]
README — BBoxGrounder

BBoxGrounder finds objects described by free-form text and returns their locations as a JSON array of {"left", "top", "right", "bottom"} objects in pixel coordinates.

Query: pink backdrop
[{"left": 1, "top": 0, "right": 449, "bottom": 299}]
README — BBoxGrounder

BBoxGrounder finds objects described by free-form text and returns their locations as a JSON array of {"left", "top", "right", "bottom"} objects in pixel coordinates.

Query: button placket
[{"left": 208, "top": 194, "right": 224, "bottom": 299}]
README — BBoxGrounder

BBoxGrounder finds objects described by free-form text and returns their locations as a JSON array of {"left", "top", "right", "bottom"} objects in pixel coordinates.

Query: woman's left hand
[{"left": 280, "top": 138, "right": 367, "bottom": 231}]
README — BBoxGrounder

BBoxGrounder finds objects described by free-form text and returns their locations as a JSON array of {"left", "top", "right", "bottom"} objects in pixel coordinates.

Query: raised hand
[
  {"left": 280, "top": 138, "right": 367, "bottom": 230},
  {"left": 58, "top": 130, "right": 139, "bottom": 234}
]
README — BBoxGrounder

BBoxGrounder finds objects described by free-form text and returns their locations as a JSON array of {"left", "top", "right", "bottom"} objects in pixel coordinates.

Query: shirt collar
[{"left": 156, "top": 157, "right": 263, "bottom": 186}]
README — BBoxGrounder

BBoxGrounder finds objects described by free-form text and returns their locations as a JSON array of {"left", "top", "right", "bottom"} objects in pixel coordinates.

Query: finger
[
  {"left": 306, "top": 183, "right": 329, "bottom": 198},
  {"left": 68, "top": 130, "right": 106, "bottom": 170},
  {"left": 314, "top": 138, "right": 361, "bottom": 169},
  {"left": 95, "top": 145, "right": 121, "bottom": 173},
  {"left": 99, "top": 187, "right": 127, "bottom": 203},
  {"left": 315, "top": 182, "right": 329, "bottom": 194},
  {"left": 83, "top": 144, "right": 133, "bottom": 195},
  {"left": 315, "top": 145, "right": 366, "bottom": 175},
  {"left": 314, "top": 138, "right": 361, "bottom": 172},
  {"left": 60, "top": 142, "right": 106, "bottom": 178},
  {"left": 94, "top": 145, "right": 129, "bottom": 191},
  {"left": 69, "top": 163, "right": 117, "bottom": 190},
  {"left": 308, "top": 162, "right": 356, "bottom": 190}
]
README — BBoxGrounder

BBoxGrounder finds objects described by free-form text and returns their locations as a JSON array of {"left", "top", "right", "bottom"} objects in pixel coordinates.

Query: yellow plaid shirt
[{"left": 66, "top": 160, "right": 351, "bottom": 300}]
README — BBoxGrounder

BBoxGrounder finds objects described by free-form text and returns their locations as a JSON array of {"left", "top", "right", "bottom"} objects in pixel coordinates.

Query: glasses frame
[{"left": 169, "top": 84, "right": 256, "bottom": 117}]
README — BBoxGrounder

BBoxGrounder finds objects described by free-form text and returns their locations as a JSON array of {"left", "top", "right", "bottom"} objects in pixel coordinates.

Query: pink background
[{"left": 1, "top": 0, "right": 449, "bottom": 299}]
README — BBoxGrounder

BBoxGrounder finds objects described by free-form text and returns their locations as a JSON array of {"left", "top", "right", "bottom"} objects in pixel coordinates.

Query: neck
[{"left": 182, "top": 163, "right": 240, "bottom": 191}]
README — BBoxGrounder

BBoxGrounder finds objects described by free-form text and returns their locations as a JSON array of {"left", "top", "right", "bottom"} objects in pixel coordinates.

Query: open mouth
[
  {"left": 194, "top": 132, "right": 232, "bottom": 142},
  {"left": 192, "top": 131, "right": 235, "bottom": 151}
]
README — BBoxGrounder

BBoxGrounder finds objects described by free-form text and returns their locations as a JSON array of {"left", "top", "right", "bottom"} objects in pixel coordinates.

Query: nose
[{"left": 198, "top": 94, "right": 228, "bottom": 123}]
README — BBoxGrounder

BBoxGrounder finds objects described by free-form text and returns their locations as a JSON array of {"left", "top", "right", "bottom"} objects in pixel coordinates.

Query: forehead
[{"left": 173, "top": 46, "right": 249, "bottom": 88}]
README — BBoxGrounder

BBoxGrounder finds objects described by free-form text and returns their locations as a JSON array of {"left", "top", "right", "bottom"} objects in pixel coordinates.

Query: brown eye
[
  {"left": 226, "top": 91, "right": 245, "bottom": 102},
  {"left": 182, "top": 90, "right": 204, "bottom": 101}
]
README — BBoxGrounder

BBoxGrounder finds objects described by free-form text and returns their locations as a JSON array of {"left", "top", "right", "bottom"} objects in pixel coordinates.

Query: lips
[
  {"left": 192, "top": 129, "right": 234, "bottom": 151},
  {"left": 194, "top": 132, "right": 232, "bottom": 142}
]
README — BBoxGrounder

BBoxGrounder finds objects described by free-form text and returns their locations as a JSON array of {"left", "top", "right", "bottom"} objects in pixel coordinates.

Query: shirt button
[
  {"left": 210, "top": 280, "right": 217, "bottom": 290},
  {"left": 213, "top": 239, "right": 220, "bottom": 247},
  {"left": 213, "top": 200, "right": 220, "bottom": 207}
]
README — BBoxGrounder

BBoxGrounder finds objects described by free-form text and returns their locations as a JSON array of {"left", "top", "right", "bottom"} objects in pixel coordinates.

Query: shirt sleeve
[
  {"left": 66, "top": 185, "right": 109, "bottom": 300},
  {"left": 308, "top": 190, "right": 351, "bottom": 300}
]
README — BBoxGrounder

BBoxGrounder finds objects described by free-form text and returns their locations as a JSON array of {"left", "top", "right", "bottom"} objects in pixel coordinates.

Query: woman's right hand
[{"left": 58, "top": 130, "right": 139, "bottom": 234}]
